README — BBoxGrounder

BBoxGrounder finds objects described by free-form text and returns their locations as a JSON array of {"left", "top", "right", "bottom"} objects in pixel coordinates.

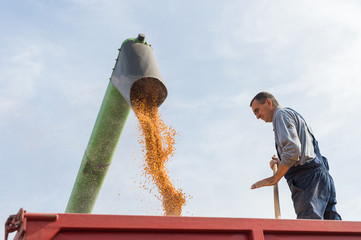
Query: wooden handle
[{"left": 272, "top": 164, "right": 281, "bottom": 219}]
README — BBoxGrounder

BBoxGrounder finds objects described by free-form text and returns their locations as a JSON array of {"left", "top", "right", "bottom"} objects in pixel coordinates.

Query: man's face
[{"left": 251, "top": 99, "right": 274, "bottom": 123}]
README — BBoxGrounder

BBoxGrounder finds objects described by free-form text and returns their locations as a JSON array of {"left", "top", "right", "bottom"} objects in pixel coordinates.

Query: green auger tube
[
  {"left": 65, "top": 34, "right": 167, "bottom": 213},
  {"left": 65, "top": 82, "right": 130, "bottom": 213}
]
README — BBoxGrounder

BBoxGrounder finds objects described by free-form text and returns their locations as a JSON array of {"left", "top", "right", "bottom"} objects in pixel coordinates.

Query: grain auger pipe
[{"left": 65, "top": 34, "right": 167, "bottom": 213}]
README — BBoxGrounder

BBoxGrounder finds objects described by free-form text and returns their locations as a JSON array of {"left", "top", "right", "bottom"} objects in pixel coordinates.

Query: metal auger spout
[{"left": 65, "top": 34, "right": 167, "bottom": 213}]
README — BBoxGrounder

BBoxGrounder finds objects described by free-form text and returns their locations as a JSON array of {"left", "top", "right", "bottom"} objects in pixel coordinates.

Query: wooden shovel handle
[{"left": 272, "top": 164, "right": 281, "bottom": 219}]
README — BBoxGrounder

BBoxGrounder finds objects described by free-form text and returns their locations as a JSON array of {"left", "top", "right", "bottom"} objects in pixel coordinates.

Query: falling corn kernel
[{"left": 132, "top": 90, "right": 187, "bottom": 216}]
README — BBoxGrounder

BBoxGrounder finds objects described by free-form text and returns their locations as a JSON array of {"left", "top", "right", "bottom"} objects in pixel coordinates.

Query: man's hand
[
  {"left": 251, "top": 156, "right": 291, "bottom": 189},
  {"left": 251, "top": 176, "right": 277, "bottom": 189},
  {"left": 269, "top": 155, "right": 280, "bottom": 170}
]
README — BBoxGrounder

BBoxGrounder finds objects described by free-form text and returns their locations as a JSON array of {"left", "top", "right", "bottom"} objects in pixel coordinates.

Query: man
[{"left": 250, "top": 91, "right": 341, "bottom": 220}]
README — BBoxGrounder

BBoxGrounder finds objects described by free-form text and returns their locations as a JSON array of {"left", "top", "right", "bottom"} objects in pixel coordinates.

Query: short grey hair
[{"left": 250, "top": 91, "right": 279, "bottom": 107}]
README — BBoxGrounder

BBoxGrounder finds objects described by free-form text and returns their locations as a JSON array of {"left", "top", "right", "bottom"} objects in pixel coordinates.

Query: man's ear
[{"left": 266, "top": 98, "right": 272, "bottom": 106}]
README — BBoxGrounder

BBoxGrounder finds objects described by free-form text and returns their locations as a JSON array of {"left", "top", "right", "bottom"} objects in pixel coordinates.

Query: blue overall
[{"left": 277, "top": 109, "right": 341, "bottom": 220}]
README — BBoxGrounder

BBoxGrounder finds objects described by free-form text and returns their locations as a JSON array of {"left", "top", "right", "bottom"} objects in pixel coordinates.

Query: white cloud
[{"left": 0, "top": 44, "right": 43, "bottom": 124}]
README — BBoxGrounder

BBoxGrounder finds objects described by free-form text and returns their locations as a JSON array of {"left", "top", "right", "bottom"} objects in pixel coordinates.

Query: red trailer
[{"left": 5, "top": 208, "right": 361, "bottom": 240}]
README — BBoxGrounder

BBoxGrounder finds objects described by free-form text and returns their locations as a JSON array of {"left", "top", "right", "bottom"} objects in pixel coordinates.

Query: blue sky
[{"left": 2, "top": 0, "right": 361, "bottom": 236}]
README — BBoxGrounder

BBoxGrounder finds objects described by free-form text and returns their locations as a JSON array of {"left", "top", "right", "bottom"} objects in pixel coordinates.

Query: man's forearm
[
  {"left": 273, "top": 162, "right": 290, "bottom": 182},
  {"left": 251, "top": 163, "right": 290, "bottom": 189}
]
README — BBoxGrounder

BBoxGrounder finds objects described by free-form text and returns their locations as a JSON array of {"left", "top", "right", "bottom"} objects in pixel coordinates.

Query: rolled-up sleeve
[{"left": 274, "top": 111, "right": 301, "bottom": 167}]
